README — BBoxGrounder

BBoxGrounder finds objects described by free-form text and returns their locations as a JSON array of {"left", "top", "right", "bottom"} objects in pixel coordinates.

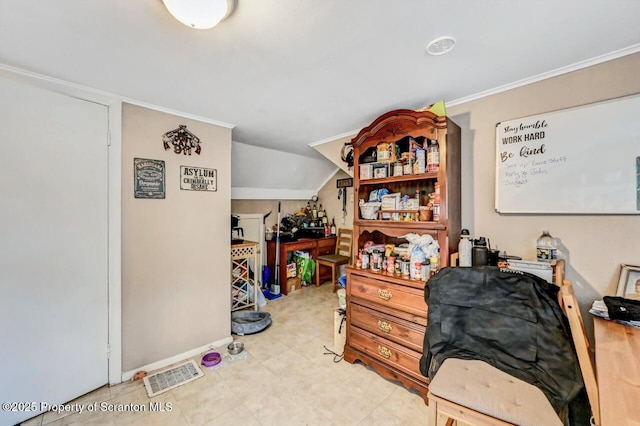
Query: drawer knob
[
  {"left": 377, "top": 345, "right": 392, "bottom": 359},
  {"left": 377, "top": 320, "right": 392, "bottom": 333},
  {"left": 378, "top": 289, "right": 392, "bottom": 301}
]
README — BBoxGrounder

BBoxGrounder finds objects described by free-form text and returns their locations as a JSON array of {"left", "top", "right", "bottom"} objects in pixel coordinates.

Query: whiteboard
[{"left": 495, "top": 94, "right": 640, "bottom": 214}]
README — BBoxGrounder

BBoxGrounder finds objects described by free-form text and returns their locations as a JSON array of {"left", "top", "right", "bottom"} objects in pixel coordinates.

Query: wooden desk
[
  {"left": 594, "top": 317, "right": 640, "bottom": 425},
  {"left": 266, "top": 237, "right": 336, "bottom": 295}
]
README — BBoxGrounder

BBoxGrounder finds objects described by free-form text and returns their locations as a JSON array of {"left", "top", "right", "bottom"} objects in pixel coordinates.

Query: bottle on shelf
[
  {"left": 415, "top": 147, "right": 426, "bottom": 174},
  {"left": 472, "top": 237, "right": 489, "bottom": 266},
  {"left": 322, "top": 210, "right": 328, "bottom": 224},
  {"left": 371, "top": 250, "right": 382, "bottom": 272},
  {"left": 318, "top": 204, "right": 324, "bottom": 218},
  {"left": 421, "top": 259, "right": 431, "bottom": 281},
  {"left": 330, "top": 218, "right": 337, "bottom": 236},
  {"left": 393, "top": 162, "right": 403, "bottom": 177},
  {"left": 458, "top": 229, "right": 472, "bottom": 267},
  {"left": 361, "top": 251, "right": 370, "bottom": 269},
  {"left": 536, "top": 230, "right": 557, "bottom": 263},
  {"left": 427, "top": 140, "right": 440, "bottom": 173},
  {"left": 430, "top": 255, "right": 439, "bottom": 275},
  {"left": 312, "top": 203, "right": 318, "bottom": 219}
]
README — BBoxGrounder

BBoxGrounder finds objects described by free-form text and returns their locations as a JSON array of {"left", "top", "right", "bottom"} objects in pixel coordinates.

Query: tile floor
[{"left": 20, "top": 282, "right": 435, "bottom": 426}]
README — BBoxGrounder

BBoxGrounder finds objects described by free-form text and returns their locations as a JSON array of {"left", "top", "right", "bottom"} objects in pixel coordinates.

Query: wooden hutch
[{"left": 344, "top": 109, "right": 461, "bottom": 401}]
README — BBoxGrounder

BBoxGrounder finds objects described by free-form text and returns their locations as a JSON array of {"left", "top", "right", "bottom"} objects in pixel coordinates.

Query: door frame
[{"left": 0, "top": 64, "right": 123, "bottom": 385}]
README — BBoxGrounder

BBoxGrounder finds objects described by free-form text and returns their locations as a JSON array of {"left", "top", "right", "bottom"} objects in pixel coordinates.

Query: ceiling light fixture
[
  {"left": 426, "top": 36, "right": 456, "bottom": 56},
  {"left": 162, "top": 0, "right": 235, "bottom": 30}
]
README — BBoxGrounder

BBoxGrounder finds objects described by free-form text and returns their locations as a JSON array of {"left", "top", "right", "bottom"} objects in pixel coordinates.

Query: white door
[
  {"left": 0, "top": 76, "right": 109, "bottom": 425},
  {"left": 235, "top": 214, "right": 265, "bottom": 285}
]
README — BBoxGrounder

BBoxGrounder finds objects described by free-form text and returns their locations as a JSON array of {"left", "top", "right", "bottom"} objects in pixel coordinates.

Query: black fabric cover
[
  {"left": 420, "top": 266, "right": 583, "bottom": 411},
  {"left": 603, "top": 296, "right": 640, "bottom": 321}
]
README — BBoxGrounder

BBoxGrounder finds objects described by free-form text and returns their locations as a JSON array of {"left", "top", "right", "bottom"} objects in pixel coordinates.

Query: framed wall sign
[
  {"left": 134, "top": 158, "right": 165, "bottom": 199},
  {"left": 180, "top": 166, "right": 217, "bottom": 192},
  {"left": 336, "top": 177, "right": 353, "bottom": 188}
]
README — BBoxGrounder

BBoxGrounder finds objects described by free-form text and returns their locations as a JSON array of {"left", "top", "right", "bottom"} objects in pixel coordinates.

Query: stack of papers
[{"left": 589, "top": 300, "right": 640, "bottom": 328}]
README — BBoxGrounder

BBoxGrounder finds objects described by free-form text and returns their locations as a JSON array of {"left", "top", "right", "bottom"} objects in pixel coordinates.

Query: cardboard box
[
  {"left": 377, "top": 143, "right": 392, "bottom": 161},
  {"left": 373, "top": 165, "right": 387, "bottom": 178},
  {"left": 359, "top": 164, "right": 373, "bottom": 180},
  {"left": 287, "top": 277, "right": 301, "bottom": 293},
  {"left": 286, "top": 262, "right": 297, "bottom": 278}
]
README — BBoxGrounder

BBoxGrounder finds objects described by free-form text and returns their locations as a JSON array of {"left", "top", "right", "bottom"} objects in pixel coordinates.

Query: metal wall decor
[
  {"left": 134, "top": 158, "right": 165, "bottom": 199},
  {"left": 163, "top": 124, "right": 201, "bottom": 155}
]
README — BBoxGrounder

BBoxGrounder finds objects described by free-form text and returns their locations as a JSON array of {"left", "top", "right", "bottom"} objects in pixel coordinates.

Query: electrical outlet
[{"left": 350, "top": 192, "right": 354, "bottom": 202}]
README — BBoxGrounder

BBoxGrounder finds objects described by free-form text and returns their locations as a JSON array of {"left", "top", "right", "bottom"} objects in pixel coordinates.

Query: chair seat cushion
[
  {"left": 429, "top": 358, "right": 562, "bottom": 426},
  {"left": 317, "top": 254, "right": 349, "bottom": 264}
]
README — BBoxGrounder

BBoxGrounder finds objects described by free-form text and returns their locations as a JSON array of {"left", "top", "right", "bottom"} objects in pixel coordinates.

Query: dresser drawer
[
  {"left": 348, "top": 326, "right": 426, "bottom": 383},
  {"left": 317, "top": 246, "right": 334, "bottom": 256},
  {"left": 349, "top": 273, "right": 427, "bottom": 317},
  {"left": 316, "top": 237, "right": 336, "bottom": 249},
  {"left": 349, "top": 303, "right": 425, "bottom": 352}
]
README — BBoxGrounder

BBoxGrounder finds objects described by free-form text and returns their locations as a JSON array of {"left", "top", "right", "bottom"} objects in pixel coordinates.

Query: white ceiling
[{"left": 1, "top": 0, "right": 640, "bottom": 162}]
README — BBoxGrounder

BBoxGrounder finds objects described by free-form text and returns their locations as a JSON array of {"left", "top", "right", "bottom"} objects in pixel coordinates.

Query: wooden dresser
[{"left": 345, "top": 267, "right": 429, "bottom": 398}]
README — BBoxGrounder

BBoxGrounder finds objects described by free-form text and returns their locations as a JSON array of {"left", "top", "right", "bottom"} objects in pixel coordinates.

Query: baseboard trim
[{"left": 120, "top": 336, "right": 233, "bottom": 382}]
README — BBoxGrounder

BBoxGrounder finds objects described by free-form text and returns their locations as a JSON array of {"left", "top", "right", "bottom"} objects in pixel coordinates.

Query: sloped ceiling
[
  {"left": 1, "top": 1, "right": 639, "bottom": 195},
  {"left": 232, "top": 142, "right": 337, "bottom": 199}
]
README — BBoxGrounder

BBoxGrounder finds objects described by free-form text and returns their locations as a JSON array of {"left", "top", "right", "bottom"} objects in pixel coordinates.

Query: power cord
[
  {"left": 323, "top": 309, "right": 347, "bottom": 362},
  {"left": 323, "top": 345, "right": 343, "bottom": 363}
]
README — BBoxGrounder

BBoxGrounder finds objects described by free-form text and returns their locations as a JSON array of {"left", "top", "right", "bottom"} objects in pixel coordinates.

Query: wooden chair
[
  {"left": 315, "top": 228, "right": 353, "bottom": 292},
  {"left": 427, "top": 264, "right": 600, "bottom": 426}
]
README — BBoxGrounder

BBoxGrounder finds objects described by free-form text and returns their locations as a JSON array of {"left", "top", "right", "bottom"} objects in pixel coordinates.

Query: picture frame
[{"left": 616, "top": 264, "right": 640, "bottom": 298}]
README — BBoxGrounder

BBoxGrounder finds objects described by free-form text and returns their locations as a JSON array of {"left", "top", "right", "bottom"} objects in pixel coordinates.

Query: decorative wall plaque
[
  {"left": 134, "top": 158, "right": 165, "bottom": 199},
  {"left": 180, "top": 166, "right": 217, "bottom": 192},
  {"left": 336, "top": 177, "right": 353, "bottom": 188},
  {"left": 163, "top": 124, "right": 201, "bottom": 155}
]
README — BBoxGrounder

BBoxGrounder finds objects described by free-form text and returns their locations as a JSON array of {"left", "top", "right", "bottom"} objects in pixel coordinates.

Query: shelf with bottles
[
  {"left": 359, "top": 171, "right": 438, "bottom": 185},
  {"left": 352, "top": 229, "right": 442, "bottom": 286},
  {"left": 358, "top": 180, "right": 443, "bottom": 224},
  {"left": 356, "top": 228, "right": 439, "bottom": 246},
  {"left": 358, "top": 135, "right": 441, "bottom": 181},
  {"left": 377, "top": 208, "right": 430, "bottom": 221},
  {"left": 346, "top": 266, "right": 430, "bottom": 290},
  {"left": 354, "top": 219, "right": 446, "bottom": 230}
]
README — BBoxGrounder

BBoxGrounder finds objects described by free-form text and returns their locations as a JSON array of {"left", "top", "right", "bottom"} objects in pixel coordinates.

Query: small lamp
[{"left": 162, "top": 0, "right": 235, "bottom": 30}]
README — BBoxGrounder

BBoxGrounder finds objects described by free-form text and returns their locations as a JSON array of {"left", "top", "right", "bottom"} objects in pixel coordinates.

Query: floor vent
[{"left": 143, "top": 359, "right": 204, "bottom": 397}]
